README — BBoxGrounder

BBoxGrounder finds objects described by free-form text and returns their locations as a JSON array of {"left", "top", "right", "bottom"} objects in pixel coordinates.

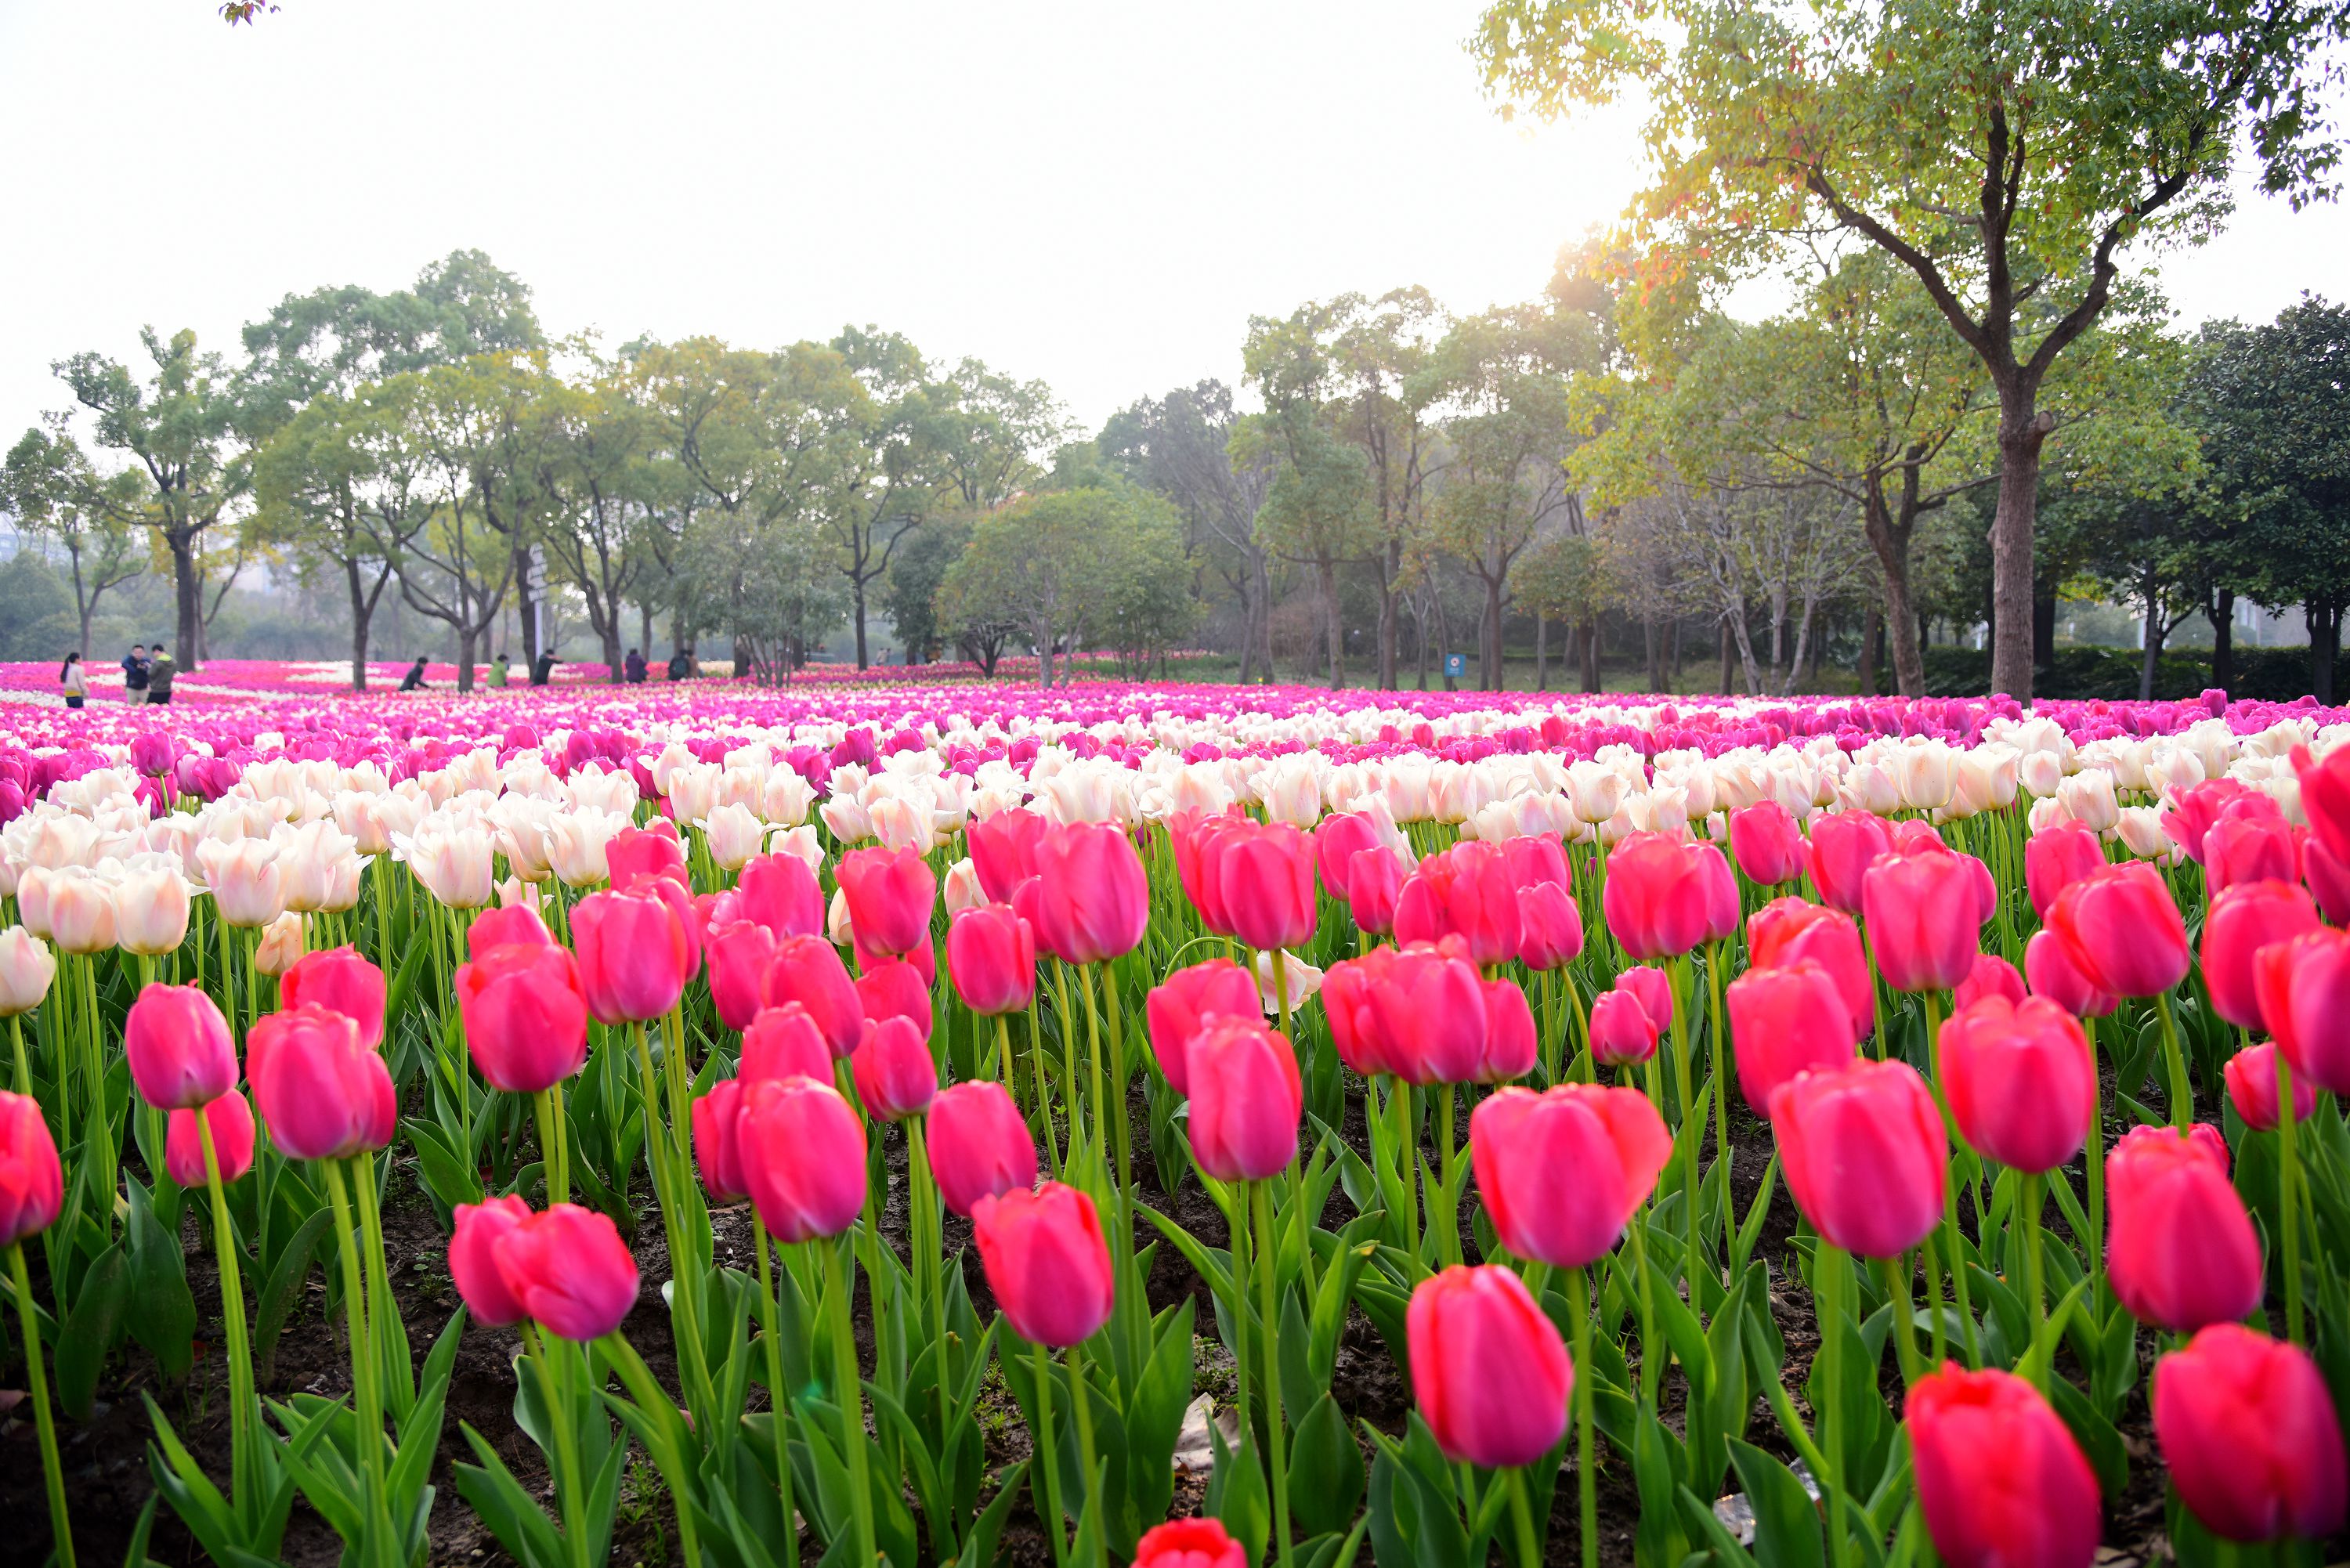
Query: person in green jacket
[
  {"left": 490, "top": 652, "right": 511, "bottom": 688},
  {"left": 145, "top": 644, "right": 176, "bottom": 704}
]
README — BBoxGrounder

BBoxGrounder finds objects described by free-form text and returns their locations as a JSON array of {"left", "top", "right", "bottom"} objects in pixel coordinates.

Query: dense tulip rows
[{"left": 0, "top": 680, "right": 2346, "bottom": 1568}]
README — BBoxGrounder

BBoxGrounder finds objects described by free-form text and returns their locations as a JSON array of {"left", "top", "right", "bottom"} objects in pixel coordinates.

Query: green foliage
[
  {"left": 883, "top": 518, "right": 970, "bottom": 664},
  {"left": 0, "top": 549, "right": 78, "bottom": 659}
]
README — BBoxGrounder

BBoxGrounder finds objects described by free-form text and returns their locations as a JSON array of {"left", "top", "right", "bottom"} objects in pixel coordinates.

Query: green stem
[
  {"left": 199, "top": 1114, "right": 259, "bottom": 1528},
  {"left": 322, "top": 1158, "right": 392, "bottom": 1563},
  {"left": 1386, "top": 1078, "right": 1420, "bottom": 1270},
  {"left": 1229, "top": 1181, "right": 1253, "bottom": 1458},
  {"left": 9, "top": 1013, "right": 29, "bottom": 1100},
  {"left": 1707, "top": 938, "right": 1732, "bottom": 1272},
  {"left": 2155, "top": 991, "right": 2194, "bottom": 1130},
  {"left": 1253, "top": 1180, "right": 1292, "bottom": 1568},
  {"left": 2019, "top": 1172, "right": 2047, "bottom": 1383},
  {"left": 1668, "top": 956, "right": 1699, "bottom": 1274},
  {"left": 599, "top": 1331, "right": 707, "bottom": 1568},
  {"left": 1506, "top": 1466, "right": 1541, "bottom": 1568},
  {"left": 1079, "top": 964, "right": 1109, "bottom": 1183},
  {"left": 2277, "top": 1053, "right": 2305, "bottom": 1346},
  {"left": 1921, "top": 1229, "right": 1947, "bottom": 1368},
  {"left": 10, "top": 1242, "right": 74, "bottom": 1568},
  {"left": 352, "top": 1151, "right": 404, "bottom": 1413},
  {"left": 1881, "top": 1253, "right": 1922, "bottom": 1387},
  {"left": 2084, "top": 1013, "right": 2106, "bottom": 1312},
  {"left": 527, "top": 1326, "right": 592, "bottom": 1568},
  {"left": 823, "top": 1238, "right": 876, "bottom": 1568},
  {"left": 996, "top": 1013, "right": 1014, "bottom": 1095},
  {"left": 750, "top": 1219, "right": 799, "bottom": 1568},
  {"left": 1032, "top": 1334, "right": 1066, "bottom": 1568},
  {"left": 909, "top": 1118, "right": 949, "bottom": 1434},
  {"left": 1067, "top": 1337, "right": 1104, "bottom": 1568},
  {"left": 1818, "top": 1244, "right": 1853, "bottom": 1568},
  {"left": 1568, "top": 1264, "right": 1595, "bottom": 1568},
  {"left": 534, "top": 1086, "right": 569, "bottom": 1206},
  {"left": 1437, "top": 1082, "right": 1461, "bottom": 1267},
  {"left": 1101, "top": 959, "right": 1132, "bottom": 1233},
  {"left": 1031, "top": 1006, "right": 1061, "bottom": 1176},
  {"left": 1627, "top": 1203, "right": 1659, "bottom": 1409}
]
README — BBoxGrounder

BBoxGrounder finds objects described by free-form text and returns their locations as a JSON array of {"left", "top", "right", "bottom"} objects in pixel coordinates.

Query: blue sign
[{"left": 1444, "top": 653, "right": 1467, "bottom": 677}]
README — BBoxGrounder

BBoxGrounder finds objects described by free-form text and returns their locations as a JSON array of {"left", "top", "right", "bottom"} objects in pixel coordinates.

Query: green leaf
[
  {"left": 2044, "top": 1375, "right": 2129, "bottom": 1500},
  {"left": 124, "top": 1177, "right": 196, "bottom": 1381},
  {"left": 56, "top": 1241, "right": 128, "bottom": 1420},
  {"left": 1205, "top": 1421, "right": 1271, "bottom": 1566},
  {"left": 1287, "top": 1393, "right": 1365, "bottom": 1541},
  {"left": 252, "top": 1206, "right": 332, "bottom": 1376},
  {"left": 1728, "top": 1436, "right": 1824, "bottom": 1568}
]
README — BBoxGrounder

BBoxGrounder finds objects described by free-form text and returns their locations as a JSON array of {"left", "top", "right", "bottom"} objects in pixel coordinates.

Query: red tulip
[
  {"left": 970, "top": 1180, "right": 1115, "bottom": 1347},
  {"left": 1365, "top": 945, "right": 1494, "bottom": 1086},
  {"left": 1133, "top": 1517, "right": 1248, "bottom": 1568},
  {"left": 280, "top": 946, "right": 389, "bottom": 1050},
  {"left": 1940, "top": 995, "right": 2093, "bottom": 1173},
  {"left": 1747, "top": 898, "right": 1873, "bottom": 1040},
  {"left": 1314, "top": 810, "right": 1383, "bottom": 895},
  {"left": 856, "top": 958, "right": 933, "bottom": 1042},
  {"left": 1907, "top": 1364, "right": 2102, "bottom": 1568},
  {"left": 1805, "top": 810, "right": 1895, "bottom": 915},
  {"left": 1863, "top": 844, "right": 1985, "bottom": 993},
  {"left": 2201, "top": 880, "right": 2319, "bottom": 1032},
  {"left": 609, "top": 823, "right": 689, "bottom": 891},
  {"left": 2297, "top": 744, "right": 2350, "bottom": 870},
  {"left": 739, "top": 1004, "right": 837, "bottom": 1084},
  {"left": 1470, "top": 1082, "right": 1669, "bottom": 1268},
  {"left": 1515, "top": 881, "right": 1584, "bottom": 971},
  {"left": 837, "top": 846, "right": 935, "bottom": 959},
  {"left": 851, "top": 1016, "right": 936, "bottom": 1122},
  {"left": 738, "top": 1075, "right": 868, "bottom": 1242},
  {"left": 2106, "top": 1124, "right": 2263, "bottom": 1332},
  {"left": 1601, "top": 833, "right": 1725, "bottom": 960},
  {"left": 703, "top": 919, "right": 779, "bottom": 1032},
  {"left": 1188, "top": 819, "right": 1315, "bottom": 953},
  {"left": 967, "top": 808, "right": 1048, "bottom": 903},
  {"left": 1499, "top": 835, "right": 1571, "bottom": 893},
  {"left": 2046, "top": 863, "right": 2190, "bottom": 999},
  {"left": 248, "top": 1004, "right": 396, "bottom": 1161},
  {"left": 2023, "top": 928, "right": 2116, "bottom": 1018},
  {"left": 762, "top": 934, "right": 866, "bottom": 1058},
  {"left": 1146, "top": 959, "right": 1261, "bottom": 1097},
  {"left": 448, "top": 1194, "right": 532, "bottom": 1328},
  {"left": 2024, "top": 820, "right": 2108, "bottom": 920},
  {"left": 1185, "top": 1016, "right": 1303, "bottom": 1181},
  {"left": 456, "top": 941, "right": 591, "bottom": 1093},
  {"left": 573, "top": 886, "right": 695, "bottom": 1024},
  {"left": 1771, "top": 1059, "right": 1946, "bottom": 1258},
  {"left": 466, "top": 905, "right": 554, "bottom": 959},
  {"left": 1346, "top": 847, "right": 1405, "bottom": 937},
  {"left": 926, "top": 1081, "right": 1036, "bottom": 1217},
  {"left": 1587, "top": 988, "right": 1659, "bottom": 1067},
  {"left": 1614, "top": 965, "right": 1673, "bottom": 1033},
  {"left": 2154, "top": 1322, "right": 2348, "bottom": 1543},
  {"left": 1953, "top": 952, "right": 2026, "bottom": 1012},
  {"left": 2254, "top": 927, "right": 2350, "bottom": 1093},
  {"left": 2167, "top": 778, "right": 2258, "bottom": 865},
  {"left": 1321, "top": 947, "right": 1399, "bottom": 1078},
  {"left": 1396, "top": 840, "right": 1524, "bottom": 968},
  {"left": 946, "top": 905, "right": 1036, "bottom": 1017},
  {"left": 2207, "top": 813, "right": 2301, "bottom": 894},
  {"left": 1171, "top": 812, "right": 1242, "bottom": 935},
  {"left": 125, "top": 982, "right": 237, "bottom": 1110},
  {"left": 736, "top": 851, "right": 824, "bottom": 939},
  {"left": 1476, "top": 976, "right": 1538, "bottom": 1083},
  {"left": 692, "top": 1078, "right": 749, "bottom": 1201},
  {"left": 165, "top": 1090, "right": 256, "bottom": 1187},
  {"left": 494, "top": 1202, "right": 639, "bottom": 1341},
  {"left": 1030, "top": 822, "right": 1148, "bottom": 964},
  {"left": 2225, "top": 1042, "right": 2317, "bottom": 1133},
  {"left": 1730, "top": 800, "right": 1805, "bottom": 887},
  {"left": 0, "top": 1090, "right": 62, "bottom": 1245},
  {"left": 2305, "top": 833, "right": 2350, "bottom": 923},
  {"left": 1728, "top": 960, "right": 1863, "bottom": 1116},
  {"left": 1405, "top": 1263, "right": 1571, "bottom": 1468}
]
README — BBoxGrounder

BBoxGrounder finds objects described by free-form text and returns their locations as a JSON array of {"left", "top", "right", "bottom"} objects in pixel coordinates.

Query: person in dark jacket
[
  {"left": 398, "top": 656, "right": 430, "bottom": 692},
  {"left": 121, "top": 644, "right": 149, "bottom": 703},
  {"left": 144, "top": 645, "right": 176, "bottom": 704},
  {"left": 530, "top": 652, "right": 558, "bottom": 686},
  {"left": 624, "top": 649, "right": 647, "bottom": 684},
  {"left": 667, "top": 648, "right": 692, "bottom": 681}
]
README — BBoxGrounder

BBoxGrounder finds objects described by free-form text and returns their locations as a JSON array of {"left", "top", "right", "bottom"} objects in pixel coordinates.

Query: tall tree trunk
[
  {"left": 1483, "top": 576, "right": 1505, "bottom": 690},
  {"left": 457, "top": 626, "right": 478, "bottom": 695},
  {"left": 170, "top": 533, "right": 201, "bottom": 671},
  {"left": 641, "top": 600, "right": 656, "bottom": 660},
  {"left": 1379, "top": 544, "right": 1400, "bottom": 689},
  {"left": 347, "top": 558, "right": 373, "bottom": 692},
  {"left": 1669, "top": 618, "right": 1683, "bottom": 688},
  {"left": 1582, "top": 619, "right": 1600, "bottom": 693},
  {"left": 1718, "top": 619, "right": 1733, "bottom": 695},
  {"left": 1255, "top": 553, "right": 1274, "bottom": 683},
  {"left": 1534, "top": 612, "right": 1548, "bottom": 693},
  {"left": 1643, "top": 616, "right": 1662, "bottom": 692},
  {"left": 1988, "top": 404, "right": 2050, "bottom": 699},
  {"left": 1858, "top": 604, "right": 1882, "bottom": 695},
  {"left": 854, "top": 580, "right": 870, "bottom": 670},
  {"left": 1862, "top": 480, "right": 1928, "bottom": 698},
  {"left": 1321, "top": 561, "right": 1344, "bottom": 689},
  {"left": 515, "top": 547, "right": 540, "bottom": 667},
  {"left": 2034, "top": 586, "right": 2057, "bottom": 679},
  {"left": 2210, "top": 589, "right": 2235, "bottom": 693}
]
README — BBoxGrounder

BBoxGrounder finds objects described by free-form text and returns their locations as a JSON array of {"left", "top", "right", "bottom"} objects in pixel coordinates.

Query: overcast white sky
[{"left": 4, "top": 1, "right": 2348, "bottom": 447}]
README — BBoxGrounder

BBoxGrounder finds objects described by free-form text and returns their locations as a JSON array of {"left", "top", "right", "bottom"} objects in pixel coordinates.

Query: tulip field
[{"left": 2, "top": 677, "right": 2349, "bottom": 1568}]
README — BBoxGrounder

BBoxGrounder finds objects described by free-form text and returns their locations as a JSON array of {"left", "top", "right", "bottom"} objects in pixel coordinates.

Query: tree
[
  {"left": 48, "top": 328, "right": 248, "bottom": 667},
  {"left": 2, "top": 422, "right": 148, "bottom": 659},
  {"left": 1475, "top": 0, "right": 2350, "bottom": 698},
  {"left": 1241, "top": 414, "right": 1372, "bottom": 688},
  {"left": 882, "top": 518, "right": 969, "bottom": 665},
  {"left": 1513, "top": 532, "right": 1605, "bottom": 691},
  {"left": 533, "top": 367, "right": 662, "bottom": 678},
  {"left": 828, "top": 327, "right": 947, "bottom": 670},
  {"left": 937, "top": 486, "right": 1180, "bottom": 687}
]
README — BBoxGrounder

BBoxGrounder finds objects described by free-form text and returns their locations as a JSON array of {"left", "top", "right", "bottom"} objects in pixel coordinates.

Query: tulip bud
[
  {"left": 449, "top": 1194, "right": 533, "bottom": 1328},
  {"left": 2251, "top": 925, "right": 2350, "bottom": 1093},
  {"left": 46, "top": 865, "right": 118, "bottom": 956},
  {"left": 1728, "top": 961, "right": 1861, "bottom": 1116},
  {"left": 457, "top": 941, "right": 591, "bottom": 1093},
  {"left": 739, "top": 1004, "right": 835, "bottom": 1084},
  {"left": 1771, "top": 1059, "right": 1946, "bottom": 1258},
  {"left": 2046, "top": 862, "right": 2190, "bottom": 1000},
  {"left": 926, "top": 1081, "right": 1037, "bottom": 1217},
  {"left": 736, "top": 851, "right": 825, "bottom": 939},
  {"left": 165, "top": 1090, "right": 256, "bottom": 1187},
  {"left": 2023, "top": 927, "right": 2115, "bottom": 1019},
  {"left": 855, "top": 956, "right": 932, "bottom": 1042},
  {"left": 2106, "top": 1123, "right": 2263, "bottom": 1333},
  {"left": 1346, "top": 847, "right": 1405, "bottom": 938},
  {"left": 1952, "top": 952, "right": 2026, "bottom": 1012},
  {"left": 1133, "top": 1519, "right": 1248, "bottom": 1568},
  {"left": 1366, "top": 945, "right": 1492, "bottom": 1086},
  {"left": 494, "top": 1202, "right": 640, "bottom": 1341},
  {"left": 739, "top": 1075, "right": 868, "bottom": 1242},
  {"left": 1398, "top": 840, "right": 1524, "bottom": 967},
  {"left": 0, "top": 1089, "right": 63, "bottom": 1245},
  {"left": 1940, "top": 995, "right": 2093, "bottom": 1173},
  {"left": 115, "top": 856, "right": 192, "bottom": 956},
  {"left": 1908, "top": 1364, "right": 2102, "bottom": 1568},
  {"left": 1587, "top": 988, "right": 1659, "bottom": 1068},
  {"left": 0, "top": 927, "right": 56, "bottom": 1017},
  {"left": 608, "top": 824, "right": 688, "bottom": 891},
  {"left": 2225, "top": 1041, "right": 2316, "bottom": 1133},
  {"left": 2201, "top": 880, "right": 2320, "bottom": 1033},
  {"left": 1193, "top": 820, "right": 1318, "bottom": 954},
  {"left": 125, "top": 982, "right": 238, "bottom": 1110},
  {"left": 1862, "top": 844, "right": 1985, "bottom": 994},
  {"left": 1614, "top": 965, "right": 1673, "bottom": 1033},
  {"left": 280, "top": 945, "right": 389, "bottom": 1051},
  {"left": 1185, "top": 1016, "right": 1303, "bottom": 1182},
  {"left": 252, "top": 911, "right": 306, "bottom": 977},
  {"left": 971, "top": 1180, "right": 1115, "bottom": 1348},
  {"left": 2024, "top": 821, "right": 2107, "bottom": 920},
  {"left": 851, "top": 1016, "right": 937, "bottom": 1122},
  {"left": 1470, "top": 1083, "right": 1669, "bottom": 1269},
  {"left": 1747, "top": 898, "right": 1872, "bottom": 1040},
  {"left": 692, "top": 1078, "right": 749, "bottom": 1202},
  {"left": 2205, "top": 811, "right": 2301, "bottom": 894},
  {"left": 1804, "top": 811, "right": 1895, "bottom": 915},
  {"left": 1514, "top": 881, "right": 1584, "bottom": 972},
  {"left": 706, "top": 919, "right": 779, "bottom": 1032},
  {"left": 762, "top": 934, "right": 866, "bottom": 1058},
  {"left": 573, "top": 885, "right": 696, "bottom": 1024},
  {"left": 1730, "top": 800, "right": 1805, "bottom": 886},
  {"left": 1314, "top": 812, "right": 1382, "bottom": 895},
  {"left": 1405, "top": 1263, "right": 1571, "bottom": 1469},
  {"left": 467, "top": 903, "right": 554, "bottom": 959},
  {"left": 1030, "top": 822, "right": 1148, "bottom": 965},
  {"left": 836, "top": 846, "right": 936, "bottom": 959},
  {"left": 2154, "top": 1322, "right": 2348, "bottom": 1543},
  {"left": 248, "top": 1003, "right": 396, "bottom": 1162},
  {"left": 946, "top": 905, "right": 1036, "bottom": 1017},
  {"left": 1600, "top": 833, "right": 1729, "bottom": 960}
]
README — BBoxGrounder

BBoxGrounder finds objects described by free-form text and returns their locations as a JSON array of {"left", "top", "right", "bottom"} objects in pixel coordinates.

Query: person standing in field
[
  {"left": 60, "top": 652, "right": 85, "bottom": 709},
  {"left": 145, "top": 644, "right": 175, "bottom": 704},
  {"left": 121, "top": 643, "right": 148, "bottom": 703}
]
